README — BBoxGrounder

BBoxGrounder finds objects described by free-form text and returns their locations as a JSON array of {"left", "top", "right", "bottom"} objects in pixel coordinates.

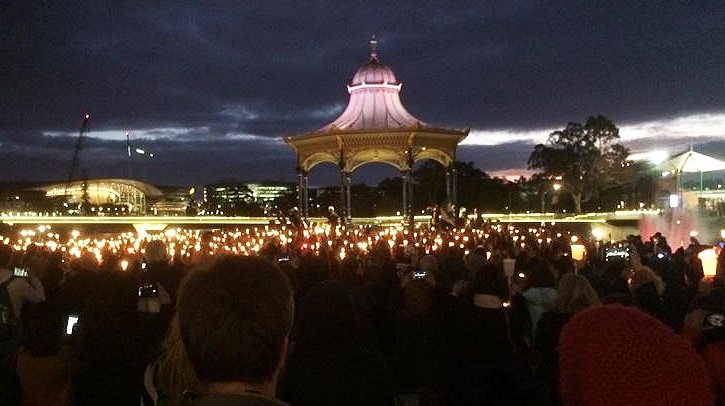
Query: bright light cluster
[{"left": 0, "top": 220, "right": 588, "bottom": 274}]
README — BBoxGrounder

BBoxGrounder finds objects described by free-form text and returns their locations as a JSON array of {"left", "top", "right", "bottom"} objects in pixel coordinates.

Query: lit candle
[
  {"left": 571, "top": 244, "right": 586, "bottom": 261},
  {"left": 698, "top": 248, "right": 718, "bottom": 278}
]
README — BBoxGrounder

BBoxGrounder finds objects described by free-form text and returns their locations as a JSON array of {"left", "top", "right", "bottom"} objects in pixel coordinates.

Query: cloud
[
  {"left": 462, "top": 129, "right": 548, "bottom": 146},
  {"left": 7, "top": 108, "right": 725, "bottom": 187},
  {"left": 218, "top": 104, "right": 261, "bottom": 121},
  {"left": 2, "top": 2, "right": 725, "bottom": 187},
  {"left": 621, "top": 112, "right": 725, "bottom": 153},
  {"left": 460, "top": 110, "right": 725, "bottom": 160},
  {"left": 43, "top": 127, "right": 213, "bottom": 142}
]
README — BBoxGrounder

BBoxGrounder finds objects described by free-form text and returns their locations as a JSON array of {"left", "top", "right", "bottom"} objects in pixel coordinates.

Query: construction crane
[{"left": 66, "top": 113, "right": 91, "bottom": 196}]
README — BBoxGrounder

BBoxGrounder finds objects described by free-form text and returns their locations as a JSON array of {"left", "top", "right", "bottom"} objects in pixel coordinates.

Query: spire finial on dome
[{"left": 369, "top": 35, "right": 379, "bottom": 62}]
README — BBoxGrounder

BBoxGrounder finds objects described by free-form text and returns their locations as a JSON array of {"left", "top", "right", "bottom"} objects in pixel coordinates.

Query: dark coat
[
  {"left": 534, "top": 311, "right": 575, "bottom": 406},
  {"left": 446, "top": 302, "right": 515, "bottom": 405}
]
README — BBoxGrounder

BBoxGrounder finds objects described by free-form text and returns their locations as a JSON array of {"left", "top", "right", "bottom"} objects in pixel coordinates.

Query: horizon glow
[{"left": 37, "top": 110, "right": 725, "bottom": 182}]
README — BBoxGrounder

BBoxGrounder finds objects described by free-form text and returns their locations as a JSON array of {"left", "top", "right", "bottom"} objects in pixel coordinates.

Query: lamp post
[
  {"left": 126, "top": 131, "right": 132, "bottom": 178},
  {"left": 134, "top": 148, "right": 154, "bottom": 182}
]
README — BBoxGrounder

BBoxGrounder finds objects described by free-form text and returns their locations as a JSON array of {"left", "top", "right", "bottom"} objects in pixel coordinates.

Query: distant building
[
  {"left": 202, "top": 182, "right": 295, "bottom": 215},
  {"left": 0, "top": 179, "right": 191, "bottom": 216},
  {"left": 38, "top": 178, "right": 164, "bottom": 215},
  {"left": 247, "top": 183, "right": 296, "bottom": 210},
  {"left": 150, "top": 186, "right": 193, "bottom": 216},
  {"left": 0, "top": 188, "right": 46, "bottom": 213}
]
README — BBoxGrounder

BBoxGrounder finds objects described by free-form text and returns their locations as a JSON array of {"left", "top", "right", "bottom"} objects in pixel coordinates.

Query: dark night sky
[{"left": 1, "top": 1, "right": 724, "bottom": 187}]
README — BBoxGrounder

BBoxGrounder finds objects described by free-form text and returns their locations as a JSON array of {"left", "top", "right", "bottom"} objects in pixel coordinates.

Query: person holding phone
[
  {"left": 0, "top": 244, "right": 46, "bottom": 323},
  {"left": 0, "top": 244, "right": 46, "bottom": 404}
]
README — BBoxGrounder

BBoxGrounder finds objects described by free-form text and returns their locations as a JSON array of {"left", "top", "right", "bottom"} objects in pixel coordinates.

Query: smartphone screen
[
  {"left": 138, "top": 284, "right": 158, "bottom": 298},
  {"left": 604, "top": 247, "right": 630, "bottom": 262},
  {"left": 13, "top": 267, "right": 28, "bottom": 278},
  {"left": 66, "top": 315, "right": 79, "bottom": 335}
]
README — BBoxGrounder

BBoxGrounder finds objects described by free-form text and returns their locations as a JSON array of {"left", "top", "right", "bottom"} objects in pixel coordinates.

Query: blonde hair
[
  {"left": 554, "top": 273, "right": 601, "bottom": 313},
  {"left": 154, "top": 316, "right": 201, "bottom": 405}
]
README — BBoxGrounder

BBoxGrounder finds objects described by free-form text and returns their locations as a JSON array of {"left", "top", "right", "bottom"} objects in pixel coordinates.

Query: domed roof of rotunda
[
  {"left": 317, "top": 37, "right": 423, "bottom": 131},
  {"left": 350, "top": 54, "right": 398, "bottom": 86}
]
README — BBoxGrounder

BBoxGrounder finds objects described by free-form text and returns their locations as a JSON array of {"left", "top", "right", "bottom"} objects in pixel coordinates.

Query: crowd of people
[{"left": 0, "top": 218, "right": 724, "bottom": 405}]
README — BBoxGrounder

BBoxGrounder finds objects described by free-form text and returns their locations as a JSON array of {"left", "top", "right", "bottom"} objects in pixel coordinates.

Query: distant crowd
[{"left": 0, "top": 219, "right": 724, "bottom": 405}]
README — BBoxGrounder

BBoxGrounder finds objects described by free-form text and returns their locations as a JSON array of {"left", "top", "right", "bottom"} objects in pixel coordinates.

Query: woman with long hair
[{"left": 534, "top": 273, "right": 600, "bottom": 405}]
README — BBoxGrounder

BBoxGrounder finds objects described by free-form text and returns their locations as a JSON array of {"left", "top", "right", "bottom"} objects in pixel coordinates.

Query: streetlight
[
  {"left": 135, "top": 148, "right": 154, "bottom": 158},
  {"left": 134, "top": 148, "right": 154, "bottom": 182},
  {"left": 542, "top": 182, "right": 563, "bottom": 214}
]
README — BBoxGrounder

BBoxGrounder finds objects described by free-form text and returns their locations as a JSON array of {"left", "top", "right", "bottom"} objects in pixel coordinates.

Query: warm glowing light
[
  {"left": 571, "top": 244, "right": 586, "bottom": 261},
  {"left": 591, "top": 228, "right": 605, "bottom": 241},
  {"left": 698, "top": 248, "right": 718, "bottom": 277}
]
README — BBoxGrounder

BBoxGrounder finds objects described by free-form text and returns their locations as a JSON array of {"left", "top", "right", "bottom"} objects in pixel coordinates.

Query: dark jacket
[
  {"left": 447, "top": 296, "right": 515, "bottom": 405},
  {"left": 191, "top": 393, "right": 289, "bottom": 406},
  {"left": 534, "top": 311, "right": 575, "bottom": 406}
]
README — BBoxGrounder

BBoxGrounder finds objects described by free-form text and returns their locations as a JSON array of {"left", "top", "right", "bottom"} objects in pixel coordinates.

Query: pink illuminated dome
[
  {"left": 320, "top": 36, "right": 423, "bottom": 131},
  {"left": 350, "top": 38, "right": 399, "bottom": 86}
]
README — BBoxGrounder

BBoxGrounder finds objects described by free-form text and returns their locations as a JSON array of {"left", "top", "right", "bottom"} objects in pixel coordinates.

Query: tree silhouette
[{"left": 528, "top": 115, "right": 630, "bottom": 213}]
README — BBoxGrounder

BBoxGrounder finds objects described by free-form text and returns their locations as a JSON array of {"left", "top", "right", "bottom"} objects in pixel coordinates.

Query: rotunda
[{"left": 285, "top": 37, "right": 468, "bottom": 223}]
